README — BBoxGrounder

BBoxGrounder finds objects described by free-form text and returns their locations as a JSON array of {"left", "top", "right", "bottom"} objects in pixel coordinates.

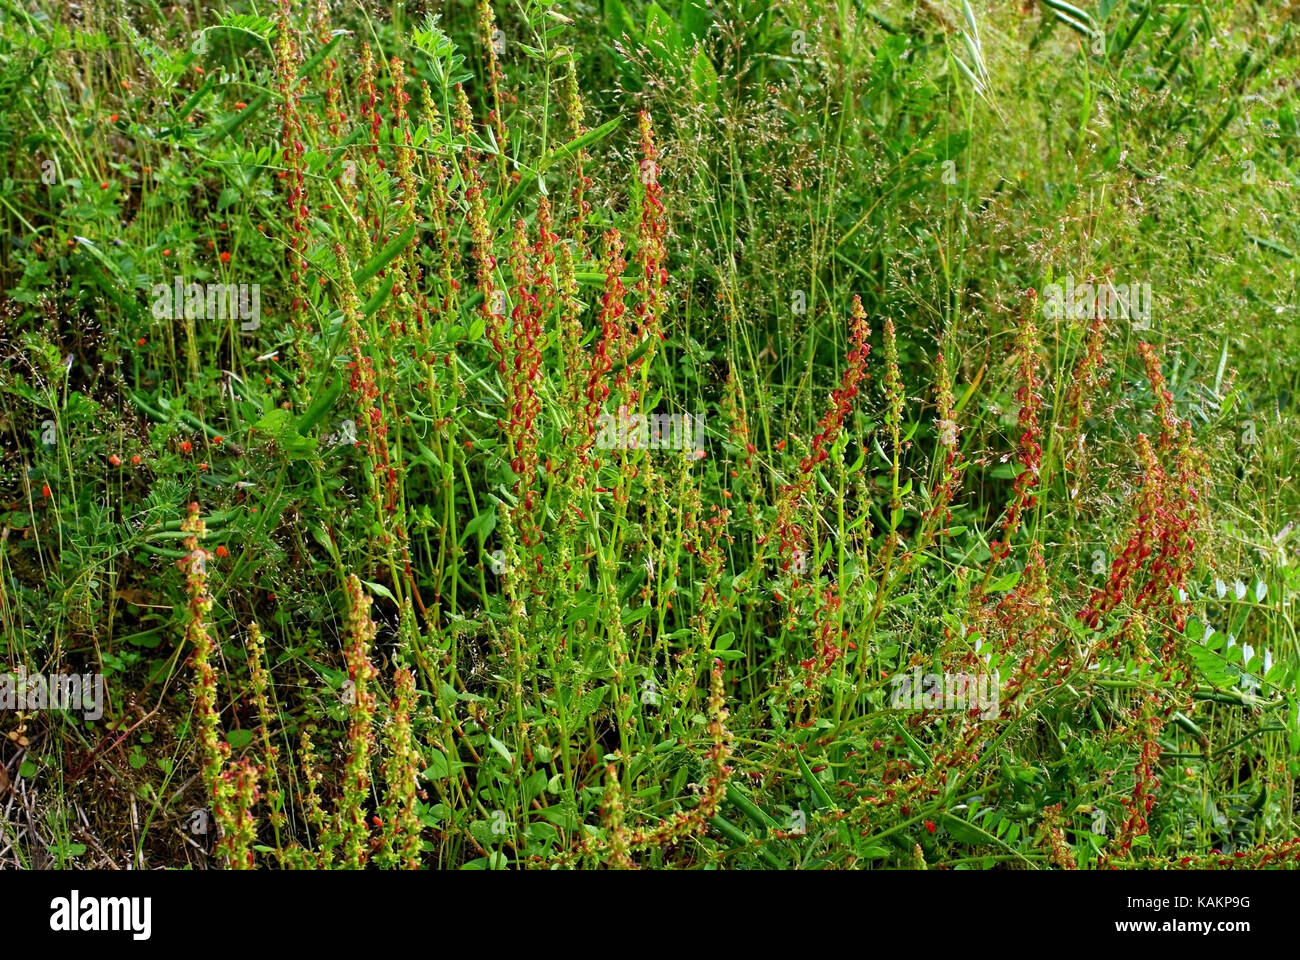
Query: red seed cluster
[
  {"left": 275, "top": 0, "right": 310, "bottom": 332},
  {"left": 633, "top": 110, "right": 669, "bottom": 375},
  {"left": 1116, "top": 706, "right": 1163, "bottom": 851},
  {"left": 805, "top": 585, "right": 844, "bottom": 675},
  {"left": 1139, "top": 341, "right": 1179, "bottom": 452},
  {"left": 580, "top": 231, "right": 628, "bottom": 461},
  {"left": 991, "top": 291, "right": 1042, "bottom": 561},
  {"left": 506, "top": 219, "right": 546, "bottom": 546},
  {"left": 800, "top": 295, "right": 871, "bottom": 475},
  {"left": 1079, "top": 421, "right": 1202, "bottom": 640}
]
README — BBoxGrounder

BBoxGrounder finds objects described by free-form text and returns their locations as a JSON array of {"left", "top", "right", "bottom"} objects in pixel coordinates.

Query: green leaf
[
  {"left": 795, "top": 748, "right": 835, "bottom": 811},
  {"left": 254, "top": 407, "right": 318, "bottom": 460},
  {"left": 173, "top": 77, "right": 217, "bottom": 125},
  {"left": 423, "top": 749, "right": 450, "bottom": 780},
  {"left": 487, "top": 735, "right": 515, "bottom": 766},
  {"left": 353, "top": 224, "right": 416, "bottom": 288},
  {"left": 209, "top": 92, "right": 268, "bottom": 143},
  {"left": 491, "top": 118, "right": 621, "bottom": 226},
  {"left": 1040, "top": 0, "right": 1095, "bottom": 27},
  {"left": 462, "top": 506, "right": 498, "bottom": 544},
  {"left": 360, "top": 579, "right": 397, "bottom": 603},
  {"left": 538, "top": 806, "right": 579, "bottom": 831},
  {"left": 987, "top": 570, "right": 1022, "bottom": 592},
  {"left": 297, "top": 32, "right": 346, "bottom": 79},
  {"left": 1188, "top": 643, "right": 1235, "bottom": 689},
  {"left": 296, "top": 379, "right": 344, "bottom": 435},
  {"left": 622, "top": 333, "right": 653, "bottom": 372},
  {"left": 644, "top": 3, "right": 683, "bottom": 63},
  {"left": 603, "top": 0, "right": 636, "bottom": 40},
  {"left": 691, "top": 50, "right": 718, "bottom": 102},
  {"left": 680, "top": 0, "right": 710, "bottom": 41},
  {"left": 254, "top": 408, "right": 294, "bottom": 439},
  {"left": 522, "top": 769, "right": 548, "bottom": 802},
  {"left": 710, "top": 814, "right": 785, "bottom": 868},
  {"left": 940, "top": 813, "right": 989, "bottom": 845},
  {"left": 362, "top": 282, "right": 392, "bottom": 318},
  {"left": 725, "top": 782, "right": 780, "bottom": 833},
  {"left": 573, "top": 685, "right": 608, "bottom": 722}
]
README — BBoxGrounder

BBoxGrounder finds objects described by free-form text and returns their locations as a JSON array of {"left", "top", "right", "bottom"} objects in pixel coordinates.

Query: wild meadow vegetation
[{"left": 0, "top": 0, "right": 1298, "bottom": 870}]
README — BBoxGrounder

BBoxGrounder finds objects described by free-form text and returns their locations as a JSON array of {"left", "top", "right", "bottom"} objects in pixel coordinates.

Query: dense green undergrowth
[{"left": 0, "top": 0, "right": 1298, "bottom": 869}]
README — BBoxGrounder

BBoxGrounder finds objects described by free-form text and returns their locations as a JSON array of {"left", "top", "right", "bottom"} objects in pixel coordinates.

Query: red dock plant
[
  {"left": 631, "top": 110, "right": 669, "bottom": 393},
  {"left": 338, "top": 575, "right": 380, "bottom": 869},
  {"left": 797, "top": 295, "right": 871, "bottom": 479},
  {"left": 988, "top": 290, "right": 1043, "bottom": 567},
  {"left": 506, "top": 218, "right": 546, "bottom": 546},
  {"left": 580, "top": 230, "right": 629, "bottom": 465},
  {"left": 1080, "top": 345, "right": 1206, "bottom": 643},
  {"left": 182, "top": 503, "right": 224, "bottom": 800},
  {"left": 274, "top": 0, "right": 310, "bottom": 353},
  {"left": 563, "top": 61, "right": 594, "bottom": 259},
  {"left": 476, "top": 0, "right": 512, "bottom": 183}
]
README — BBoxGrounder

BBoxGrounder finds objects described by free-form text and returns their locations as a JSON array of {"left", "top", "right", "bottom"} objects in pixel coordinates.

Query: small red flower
[
  {"left": 109, "top": 114, "right": 118, "bottom": 123},
  {"left": 179, "top": 441, "right": 192, "bottom": 454},
  {"left": 130, "top": 455, "right": 141, "bottom": 465},
  {"left": 235, "top": 101, "right": 247, "bottom": 110},
  {"left": 108, "top": 454, "right": 122, "bottom": 466},
  {"left": 41, "top": 483, "right": 51, "bottom": 498},
  {"left": 99, "top": 181, "right": 108, "bottom": 190},
  {"left": 137, "top": 337, "right": 147, "bottom": 346},
  {"left": 215, "top": 545, "right": 229, "bottom": 558},
  {"left": 219, "top": 251, "right": 231, "bottom": 264},
  {"left": 924, "top": 820, "right": 936, "bottom": 834}
]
